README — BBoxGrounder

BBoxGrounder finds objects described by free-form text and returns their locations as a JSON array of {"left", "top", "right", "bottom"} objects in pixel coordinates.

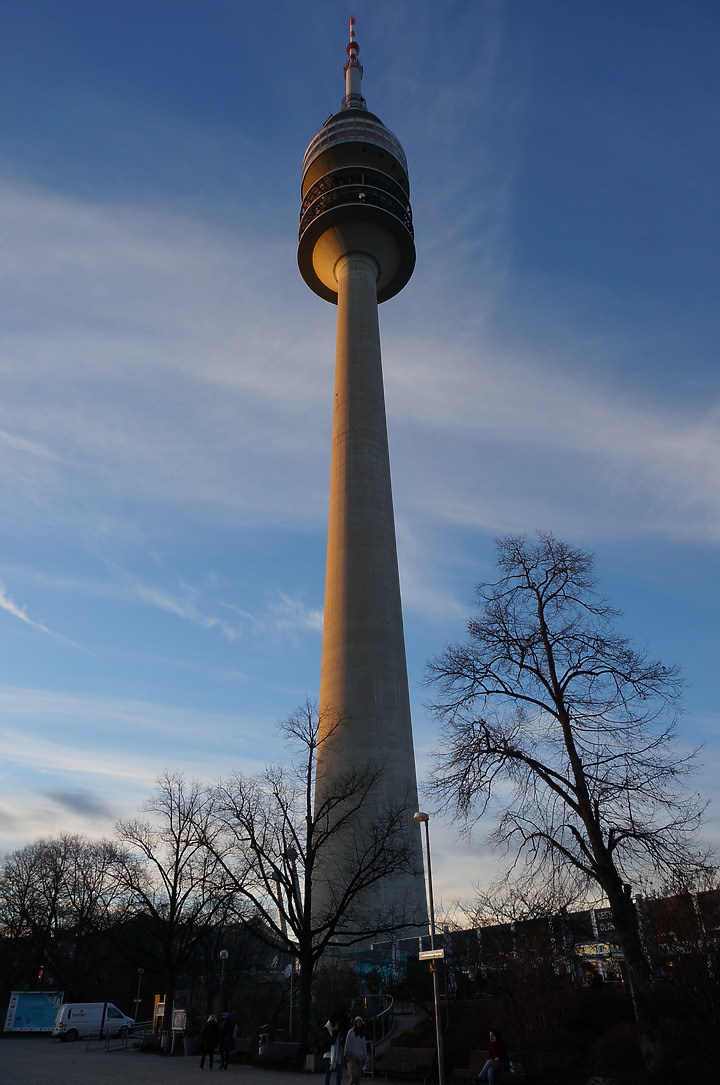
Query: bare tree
[
  {"left": 0, "top": 834, "right": 123, "bottom": 997},
  {"left": 204, "top": 702, "right": 419, "bottom": 1043},
  {"left": 114, "top": 772, "right": 236, "bottom": 1037},
  {"left": 427, "top": 532, "right": 713, "bottom": 1077}
]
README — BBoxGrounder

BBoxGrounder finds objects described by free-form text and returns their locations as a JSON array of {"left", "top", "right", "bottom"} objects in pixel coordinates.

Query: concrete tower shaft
[{"left": 298, "top": 21, "right": 426, "bottom": 934}]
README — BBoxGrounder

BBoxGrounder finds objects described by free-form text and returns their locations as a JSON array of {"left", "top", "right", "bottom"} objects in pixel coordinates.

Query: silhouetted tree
[
  {"left": 427, "top": 532, "right": 713, "bottom": 1077},
  {"left": 203, "top": 702, "right": 419, "bottom": 1043},
  {"left": 0, "top": 834, "right": 123, "bottom": 998},
  {"left": 113, "top": 772, "right": 236, "bottom": 1041}
]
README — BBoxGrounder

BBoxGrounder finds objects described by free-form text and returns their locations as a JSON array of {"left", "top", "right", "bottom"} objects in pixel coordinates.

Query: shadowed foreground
[{"left": 0, "top": 1038, "right": 325, "bottom": 1085}]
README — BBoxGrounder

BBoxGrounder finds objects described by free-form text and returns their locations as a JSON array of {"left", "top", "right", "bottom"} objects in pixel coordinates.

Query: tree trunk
[
  {"left": 605, "top": 879, "right": 667, "bottom": 1077},
  {"left": 297, "top": 953, "right": 314, "bottom": 1045},
  {"left": 162, "top": 962, "right": 177, "bottom": 1055}
]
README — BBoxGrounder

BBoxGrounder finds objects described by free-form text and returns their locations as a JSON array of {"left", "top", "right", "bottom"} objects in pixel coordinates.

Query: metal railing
[
  {"left": 81, "top": 1019, "right": 154, "bottom": 1051},
  {"left": 359, "top": 995, "right": 395, "bottom": 1077},
  {"left": 299, "top": 185, "right": 413, "bottom": 240},
  {"left": 301, "top": 167, "right": 409, "bottom": 222}
]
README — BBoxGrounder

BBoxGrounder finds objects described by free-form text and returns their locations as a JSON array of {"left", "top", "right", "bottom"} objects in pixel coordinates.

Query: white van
[{"left": 52, "top": 1002, "right": 135, "bottom": 1042}]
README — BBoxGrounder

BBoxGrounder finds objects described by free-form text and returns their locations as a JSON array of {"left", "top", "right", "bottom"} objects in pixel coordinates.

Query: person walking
[
  {"left": 199, "top": 1015, "right": 221, "bottom": 1070},
  {"left": 344, "top": 1017, "right": 366, "bottom": 1085},
  {"left": 324, "top": 1008, "right": 349, "bottom": 1085},
  {"left": 219, "top": 1012, "right": 235, "bottom": 1069}
]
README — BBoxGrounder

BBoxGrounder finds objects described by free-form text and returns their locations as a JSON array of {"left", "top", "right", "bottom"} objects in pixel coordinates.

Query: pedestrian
[
  {"left": 324, "top": 1008, "right": 349, "bottom": 1085},
  {"left": 476, "top": 1028, "right": 508, "bottom": 1085},
  {"left": 344, "top": 1016, "right": 366, "bottom": 1085},
  {"left": 199, "top": 1014, "right": 221, "bottom": 1071},
  {"left": 219, "top": 1012, "right": 235, "bottom": 1070}
]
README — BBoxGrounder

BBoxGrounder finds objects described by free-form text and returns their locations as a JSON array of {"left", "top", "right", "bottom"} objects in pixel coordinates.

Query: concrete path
[{"left": 0, "top": 1038, "right": 326, "bottom": 1085}]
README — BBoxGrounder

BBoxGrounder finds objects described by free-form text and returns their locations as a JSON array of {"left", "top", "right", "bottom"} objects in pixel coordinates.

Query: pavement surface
[{"left": 0, "top": 1038, "right": 327, "bottom": 1085}]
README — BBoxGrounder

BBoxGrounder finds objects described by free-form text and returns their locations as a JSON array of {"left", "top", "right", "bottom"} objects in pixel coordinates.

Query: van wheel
[
  {"left": 65, "top": 1029, "right": 79, "bottom": 1042},
  {"left": 118, "top": 1027, "right": 128, "bottom": 1039}
]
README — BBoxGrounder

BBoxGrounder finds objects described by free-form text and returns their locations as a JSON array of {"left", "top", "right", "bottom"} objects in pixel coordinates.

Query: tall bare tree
[
  {"left": 427, "top": 532, "right": 712, "bottom": 1077},
  {"left": 204, "top": 702, "right": 420, "bottom": 1043},
  {"left": 114, "top": 772, "right": 235, "bottom": 1037}
]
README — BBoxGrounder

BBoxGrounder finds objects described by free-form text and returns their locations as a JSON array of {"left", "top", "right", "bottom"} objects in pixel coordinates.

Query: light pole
[
  {"left": 414, "top": 812, "right": 445, "bottom": 1085},
  {"left": 133, "top": 967, "right": 144, "bottom": 1020},
  {"left": 219, "top": 949, "right": 228, "bottom": 1013}
]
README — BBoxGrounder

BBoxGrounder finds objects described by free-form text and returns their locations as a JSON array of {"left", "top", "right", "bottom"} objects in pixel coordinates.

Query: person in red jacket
[{"left": 477, "top": 1028, "right": 508, "bottom": 1084}]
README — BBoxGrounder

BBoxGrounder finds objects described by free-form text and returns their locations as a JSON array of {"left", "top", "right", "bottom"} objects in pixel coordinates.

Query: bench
[
  {"left": 452, "top": 1050, "right": 545, "bottom": 1085},
  {"left": 374, "top": 1046, "right": 436, "bottom": 1083},
  {"left": 452, "top": 1050, "right": 487, "bottom": 1081},
  {"left": 256, "top": 1040, "right": 305, "bottom": 1070}
]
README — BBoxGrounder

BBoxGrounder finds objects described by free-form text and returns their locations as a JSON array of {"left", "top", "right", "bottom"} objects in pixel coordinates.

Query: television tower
[{"left": 298, "top": 19, "right": 426, "bottom": 932}]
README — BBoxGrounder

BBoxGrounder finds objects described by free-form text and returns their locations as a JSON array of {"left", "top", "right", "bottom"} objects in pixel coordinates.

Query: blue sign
[{"left": 4, "top": 991, "right": 65, "bottom": 1032}]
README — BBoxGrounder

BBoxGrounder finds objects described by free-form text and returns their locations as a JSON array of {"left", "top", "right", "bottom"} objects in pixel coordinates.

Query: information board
[{"left": 4, "top": 991, "right": 65, "bottom": 1032}]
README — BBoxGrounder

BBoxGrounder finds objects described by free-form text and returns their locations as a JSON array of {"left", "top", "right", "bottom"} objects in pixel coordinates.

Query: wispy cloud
[
  {"left": 4, "top": 169, "right": 715, "bottom": 591},
  {"left": 0, "top": 684, "right": 274, "bottom": 852},
  {"left": 0, "top": 177, "right": 330, "bottom": 546},
  {"left": 0, "top": 579, "right": 52, "bottom": 635},
  {"left": 130, "top": 580, "right": 242, "bottom": 641},
  {"left": 40, "top": 788, "right": 115, "bottom": 820},
  {"left": 266, "top": 591, "right": 323, "bottom": 634},
  {"left": 386, "top": 330, "right": 720, "bottom": 547}
]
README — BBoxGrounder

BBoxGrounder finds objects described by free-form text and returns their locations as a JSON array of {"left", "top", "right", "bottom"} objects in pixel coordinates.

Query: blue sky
[{"left": 0, "top": 0, "right": 718, "bottom": 905}]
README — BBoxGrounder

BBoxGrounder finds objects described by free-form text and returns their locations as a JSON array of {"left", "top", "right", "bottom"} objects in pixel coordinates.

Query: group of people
[
  {"left": 197, "top": 1009, "right": 506, "bottom": 1085},
  {"left": 198, "top": 1012, "right": 237, "bottom": 1070},
  {"left": 324, "top": 1011, "right": 367, "bottom": 1085}
]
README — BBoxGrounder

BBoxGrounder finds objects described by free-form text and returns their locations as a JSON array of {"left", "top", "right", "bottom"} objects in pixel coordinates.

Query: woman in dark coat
[
  {"left": 219, "top": 1013, "right": 235, "bottom": 1070},
  {"left": 477, "top": 1029, "right": 508, "bottom": 1085},
  {"left": 199, "top": 1015, "right": 221, "bottom": 1070}
]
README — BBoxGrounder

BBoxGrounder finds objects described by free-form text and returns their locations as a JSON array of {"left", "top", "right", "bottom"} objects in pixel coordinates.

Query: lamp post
[
  {"left": 414, "top": 812, "right": 445, "bottom": 1085},
  {"left": 219, "top": 949, "right": 228, "bottom": 1013},
  {"left": 134, "top": 967, "right": 144, "bottom": 1020}
]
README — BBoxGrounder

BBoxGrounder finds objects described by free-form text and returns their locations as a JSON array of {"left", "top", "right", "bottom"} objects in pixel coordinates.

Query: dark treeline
[{"left": 0, "top": 826, "right": 292, "bottom": 1038}]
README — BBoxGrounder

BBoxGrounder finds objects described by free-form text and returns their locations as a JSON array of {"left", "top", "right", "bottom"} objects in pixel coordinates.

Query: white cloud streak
[{"left": 0, "top": 579, "right": 52, "bottom": 635}]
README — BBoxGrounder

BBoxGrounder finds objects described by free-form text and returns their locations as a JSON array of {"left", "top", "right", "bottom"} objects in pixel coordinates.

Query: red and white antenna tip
[
  {"left": 346, "top": 15, "right": 360, "bottom": 64},
  {"left": 343, "top": 14, "right": 364, "bottom": 104}
]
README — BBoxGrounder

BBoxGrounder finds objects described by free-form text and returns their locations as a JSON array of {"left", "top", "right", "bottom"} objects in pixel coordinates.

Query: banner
[{"left": 4, "top": 991, "right": 64, "bottom": 1032}]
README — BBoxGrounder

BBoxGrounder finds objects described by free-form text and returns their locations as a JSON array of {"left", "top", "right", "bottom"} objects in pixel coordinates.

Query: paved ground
[{"left": 0, "top": 1038, "right": 322, "bottom": 1085}]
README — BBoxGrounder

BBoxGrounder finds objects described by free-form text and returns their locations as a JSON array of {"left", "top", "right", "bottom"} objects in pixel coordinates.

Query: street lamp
[
  {"left": 133, "top": 968, "right": 144, "bottom": 1020},
  {"left": 414, "top": 812, "right": 446, "bottom": 1085},
  {"left": 219, "top": 949, "right": 229, "bottom": 1013}
]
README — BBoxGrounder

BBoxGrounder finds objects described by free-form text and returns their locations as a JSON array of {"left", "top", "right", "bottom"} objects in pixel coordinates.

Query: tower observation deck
[
  {"left": 298, "top": 20, "right": 426, "bottom": 940},
  {"left": 298, "top": 23, "right": 416, "bottom": 304}
]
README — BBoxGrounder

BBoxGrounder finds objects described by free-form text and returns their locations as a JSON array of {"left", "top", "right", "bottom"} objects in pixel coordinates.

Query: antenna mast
[{"left": 343, "top": 16, "right": 366, "bottom": 110}]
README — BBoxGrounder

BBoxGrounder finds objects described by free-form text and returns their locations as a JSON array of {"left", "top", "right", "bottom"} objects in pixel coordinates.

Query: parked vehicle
[{"left": 52, "top": 1002, "right": 135, "bottom": 1042}]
